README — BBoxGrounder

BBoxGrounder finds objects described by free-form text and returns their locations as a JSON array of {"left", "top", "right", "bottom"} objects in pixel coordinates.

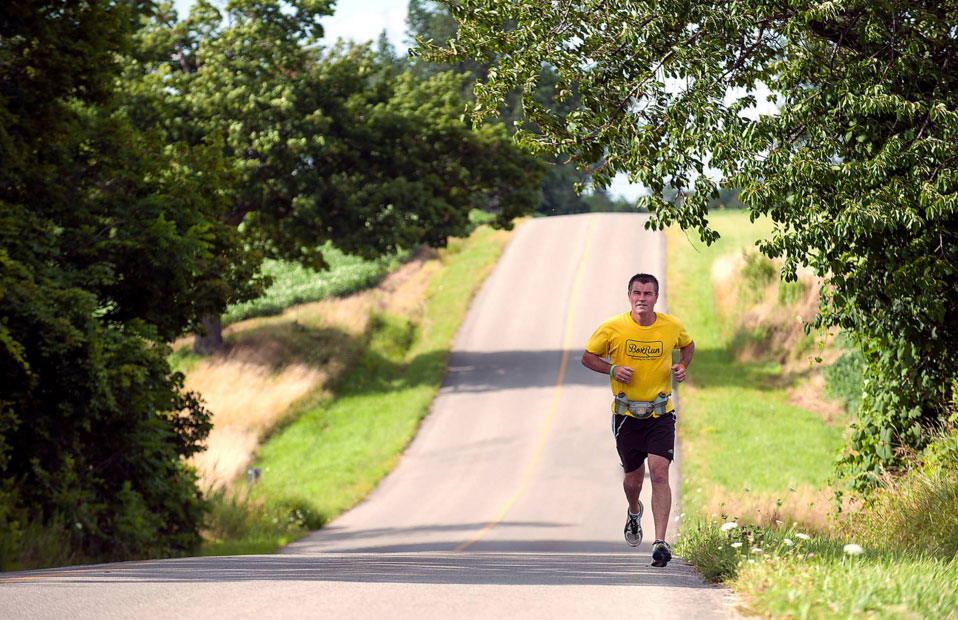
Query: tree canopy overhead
[
  {"left": 130, "top": 0, "right": 543, "bottom": 269},
  {"left": 424, "top": 0, "right": 958, "bottom": 489},
  {"left": 407, "top": 0, "right": 643, "bottom": 216},
  {"left": 124, "top": 0, "right": 543, "bottom": 353}
]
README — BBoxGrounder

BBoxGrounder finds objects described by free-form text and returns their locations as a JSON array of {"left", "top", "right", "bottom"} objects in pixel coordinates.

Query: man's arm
[
  {"left": 672, "top": 341, "right": 695, "bottom": 383},
  {"left": 582, "top": 351, "right": 633, "bottom": 383}
]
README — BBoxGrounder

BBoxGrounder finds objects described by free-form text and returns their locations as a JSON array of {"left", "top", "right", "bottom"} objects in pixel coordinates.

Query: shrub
[
  {"left": 739, "top": 250, "right": 777, "bottom": 304},
  {"left": 825, "top": 343, "right": 866, "bottom": 417},
  {"left": 776, "top": 278, "right": 807, "bottom": 306},
  {"left": 838, "top": 428, "right": 958, "bottom": 560},
  {"left": 201, "top": 487, "right": 324, "bottom": 555}
]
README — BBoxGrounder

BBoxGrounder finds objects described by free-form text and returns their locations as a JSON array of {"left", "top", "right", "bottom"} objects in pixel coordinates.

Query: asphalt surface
[{"left": 1, "top": 213, "right": 738, "bottom": 619}]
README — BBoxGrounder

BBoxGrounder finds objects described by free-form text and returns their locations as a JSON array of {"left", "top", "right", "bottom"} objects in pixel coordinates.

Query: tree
[
  {"left": 407, "top": 0, "right": 486, "bottom": 83},
  {"left": 581, "top": 188, "right": 642, "bottom": 214},
  {"left": 427, "top": 0, "right": 958, "bottom": 491},
  {"left": 126, "top": 0, "right": 544, "bottom": 351},
  {"left": 1, "top": 0, "right": 258, "bottom": 565},
  {"left": 407, "top": 0, "right": 614, "bottom": 216}
]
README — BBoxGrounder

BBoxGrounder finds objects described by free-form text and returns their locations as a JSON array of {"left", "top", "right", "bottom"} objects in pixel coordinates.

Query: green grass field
[{"left": 222, "top": 243, "right": 409, "bottom": 325}]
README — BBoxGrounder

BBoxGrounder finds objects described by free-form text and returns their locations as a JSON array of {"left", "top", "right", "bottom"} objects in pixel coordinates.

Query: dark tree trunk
[{"left": 193, "top": 314, "right": 224, "bottom": 355}]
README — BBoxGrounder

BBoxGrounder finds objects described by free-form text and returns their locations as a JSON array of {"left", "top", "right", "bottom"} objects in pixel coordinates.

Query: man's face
[{"left": 628, "top": 282, "right": 658, "bottom": 314}]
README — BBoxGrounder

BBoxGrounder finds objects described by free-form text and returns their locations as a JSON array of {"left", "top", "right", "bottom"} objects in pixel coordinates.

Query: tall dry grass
[
  {"left": 709, "top": 249, "right": 848, "bottom": 425},
  {"left": 837, "top": 427, "right": 958, "bottom": 559},
  {"left": 182, "top": 247, "right": 440, "bottom": 490},
  {"left": 696, "top": 483, "right": 837, "bottom": 534},
  {"left": 710, "top": 250, "right": 827, "bottom": 364},
  {"left": 185, "top": 361, "right": 325, "bottom": 488}
]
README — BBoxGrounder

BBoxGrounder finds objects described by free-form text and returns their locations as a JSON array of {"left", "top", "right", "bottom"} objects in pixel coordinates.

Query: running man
[{"left": 581, "top": 273, "right": 694, "bottom": 567}]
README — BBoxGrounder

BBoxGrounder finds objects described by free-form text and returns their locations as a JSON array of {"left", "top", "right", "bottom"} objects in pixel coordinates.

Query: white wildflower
[
  {"left": 783, "top": 538, "right": 794, "bottom": 546},
  {"left": 843, "top": 543, "right": 864, "bottom": 556},
  {"left": 731, "top": 542, "right": 743, "bottom": 548},
  {"left": 720, "top": 521, "right": 738, "bottom": 532},
  {"left": 795, "top": 533, "right": 811, "bottom": 540},
  {"left": 751, "top": 547, "right": 763, "bottom": 554}
]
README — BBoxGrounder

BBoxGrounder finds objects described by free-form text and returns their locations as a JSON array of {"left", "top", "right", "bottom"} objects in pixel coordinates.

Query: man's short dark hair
[{"left": 628, "top": 273, "right": 659, "bottom": 295}]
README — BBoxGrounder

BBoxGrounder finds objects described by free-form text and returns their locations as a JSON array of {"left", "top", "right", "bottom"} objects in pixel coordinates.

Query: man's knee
[
  {"left": 648, "top": 458, "right": 670, "bottom": 486},
  {"left": 623, "top": 467, "right": 643, "bottom": 488}
]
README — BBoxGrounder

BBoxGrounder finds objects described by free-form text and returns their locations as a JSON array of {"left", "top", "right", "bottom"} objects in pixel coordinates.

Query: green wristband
[{"left": 609, "top": 364, "right": 617, "bottom": 377}]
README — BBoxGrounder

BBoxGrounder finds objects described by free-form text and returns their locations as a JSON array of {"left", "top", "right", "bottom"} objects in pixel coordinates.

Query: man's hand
[
  {"left": 582, "top": 351, "right": 632, "bottom": 383},
  {"left": 674, "top": 341, "right": 694, "bottom": 383},
  {"left": 612, "top": 365, "right": 634, "bottom": 384}
]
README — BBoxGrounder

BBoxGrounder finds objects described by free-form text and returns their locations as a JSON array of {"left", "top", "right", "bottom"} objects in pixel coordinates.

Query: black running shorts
[{"left": 611, "top": 412, "right": 676, "bottom": 472}]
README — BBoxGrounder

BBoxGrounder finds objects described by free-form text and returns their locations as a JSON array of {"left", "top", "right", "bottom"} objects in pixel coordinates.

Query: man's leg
[
  {"left": 622, "top": 461, "right": 645, "bottom": 546},
  {"left": 623, "top": 461, "right": 645, "bottom": 514},
  {"left": 647, "top": 454, "right": 671, "bottom": 541}
]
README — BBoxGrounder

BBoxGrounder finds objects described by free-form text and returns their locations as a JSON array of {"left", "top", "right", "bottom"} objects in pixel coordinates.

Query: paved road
[{"left": 1, "top": 213, "right": 736, "bottom": 619}]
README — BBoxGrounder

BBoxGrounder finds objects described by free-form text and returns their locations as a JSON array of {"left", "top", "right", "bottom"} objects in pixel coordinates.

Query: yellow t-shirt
[{"left": 584, "top": 311, "right": 692, "bottom": 414}]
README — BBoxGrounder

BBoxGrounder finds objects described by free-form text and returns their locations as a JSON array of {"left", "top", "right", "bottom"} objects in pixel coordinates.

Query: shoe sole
[{"left": 651, "top": 546, "right": 672, "bottom": 567}]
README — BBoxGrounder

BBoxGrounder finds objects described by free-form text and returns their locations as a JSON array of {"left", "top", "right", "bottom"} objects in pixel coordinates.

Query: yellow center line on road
[{"left": 455, "top": 215, "right": 596, "bottom": 552}]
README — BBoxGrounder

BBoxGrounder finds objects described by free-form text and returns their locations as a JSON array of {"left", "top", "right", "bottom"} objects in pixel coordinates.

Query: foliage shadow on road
[
  {"left": 439, "top": 348, "right": 772, "bottom": 393},
  {"left": 288, "top": 520, "right": 569, "bottom": 545},
  {"left": 284, "top": 521, "right": 648, "bottom": 555},
  {"left": 235, "top": 338, "right": 773, "bottom": 399},
  {"left": 31, "top": 552, "right": 720, "bottom": 587}
]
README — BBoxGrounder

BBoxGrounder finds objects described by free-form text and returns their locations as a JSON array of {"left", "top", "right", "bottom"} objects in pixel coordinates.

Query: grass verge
[
  {"left": 200, "top": 223, "right": 514, "bottom": 554},
  {"left": 680, "top": 518, "right": 958, "bottom": 619},
  {"left": 669, "top": 211, "right": 958, "bottom": 618},
  {"left": 666, "top": 210, "right": 845, "bottom": 530}
]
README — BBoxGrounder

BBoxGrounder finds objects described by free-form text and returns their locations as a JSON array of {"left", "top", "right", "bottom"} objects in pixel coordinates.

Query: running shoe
[
  {"left": 651, "top": 539, "right": 672, "bottom": 567},
  {"left": 623, "top": 501, "right": 643, "bottom": 547}
]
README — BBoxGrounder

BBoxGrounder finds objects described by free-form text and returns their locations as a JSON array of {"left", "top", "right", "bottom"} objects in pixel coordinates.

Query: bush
[
  {"left": 0, "top": 481, "right": 24, "bottom": 569},
  {"left": 838, "top": 428, "right": 958, "bottom": 560},
  {"left": 467, "top": 208, "right": 497, "bottom": 228},
  {"left": 739, "top": 250, "right": 777, "bottom": 304},
  {"left": 825, "top": 343, "right": 866, "bottom": 417},
  {"left": 776, "top": 278, "right": 807, "bottom": 306},
  {"left": 222, "top": 212, "right": 497, "bottom": 326},
  {"left": 201, "top": 487, "right": 324, "bottom": 555}
]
